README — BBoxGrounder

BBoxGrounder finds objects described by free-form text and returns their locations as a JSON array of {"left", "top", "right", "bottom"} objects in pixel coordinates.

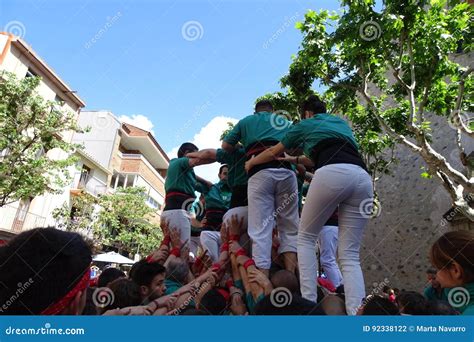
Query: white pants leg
[
  {"left": 248, "top": 169, "right": 299, "bottom": 270},
  {"left": 200, "top": 231, "right": 221, "bottom": 262},
  {"left": 161, "top": 209, "right": 191, "bottom": 244},
  {"left": 298, "top": 164, "right": 373, "bottom": 315},
  {"left": 319, "top": 225, "right": 343, "bottom": 288},
  {"left": 222, "top": 206, "right": 248, "bottom": 233}
]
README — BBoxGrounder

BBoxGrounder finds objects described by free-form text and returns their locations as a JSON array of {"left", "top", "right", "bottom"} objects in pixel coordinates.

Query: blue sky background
[{"left": 1, "top": 0, "right": 340, "bottom": 180}]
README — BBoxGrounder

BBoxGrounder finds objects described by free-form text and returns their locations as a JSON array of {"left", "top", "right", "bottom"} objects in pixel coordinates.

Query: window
[
  {"left": 146, "top": 196, "right": 160, "bottom": 210},
  {"left": 25, "top": 68, "right": 37, "bottom": 78},
  {"left": 116, "top": 174, "right": 125, "bottom": 188},
  {"left": 126, "top": 174, "right": 135, "bottom": 188}
]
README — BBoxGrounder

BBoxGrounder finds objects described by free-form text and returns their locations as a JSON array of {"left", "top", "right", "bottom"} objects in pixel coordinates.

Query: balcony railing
[
  {"left": 72, "top": 171, "right": 107, "bottom": 197},
  {"left": 0, "top": 205, "right": 46, "bottom": 233}
]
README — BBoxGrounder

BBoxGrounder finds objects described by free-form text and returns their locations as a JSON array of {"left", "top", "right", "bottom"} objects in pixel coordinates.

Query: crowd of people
[{"left": 0, "top": 95, "right": 472, "bottom": 316}]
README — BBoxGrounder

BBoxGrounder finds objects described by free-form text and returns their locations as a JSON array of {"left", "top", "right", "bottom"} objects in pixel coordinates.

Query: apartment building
[
  {"left": 72, "top": 111, "right": 169, "bottom": 222},
  {"left": 0, "top": 32, "right": 88, "bottom": 240}
]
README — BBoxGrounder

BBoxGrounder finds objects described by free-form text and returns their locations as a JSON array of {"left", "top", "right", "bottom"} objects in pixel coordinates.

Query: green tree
[
  {"left": 54, "top": 187, "right": 162, "bottom": 255},
  {"left": 0, "top": 71, "right": 85, "bottom": 207},
  {"left": 278, "top": 0, "right": 473, "bottom": 218}
]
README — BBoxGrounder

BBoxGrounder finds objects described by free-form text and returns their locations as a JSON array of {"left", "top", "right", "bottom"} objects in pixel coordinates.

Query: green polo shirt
[
  {"left": 195, "top": 180, "right": 231, "bottom": 210},
  {"left": 281, "top": 114, "right": 359, "bottom": 157},
  {"left": 216, "top": 147, "right": 247, "bottom": 187},
  {"left": 223, "top": 111, "right": 292, "bottom": 149},
  {"left": 164, "top": 157, "right": 196, "bottom": 196}
]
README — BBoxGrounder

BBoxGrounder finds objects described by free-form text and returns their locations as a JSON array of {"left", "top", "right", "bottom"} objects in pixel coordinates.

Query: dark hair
[
  {"left": 270, "top": 270, "right": 299, "bottom": 294},
  {"left": 98, "top": 267, "right": 125, "bottom": 288},
  {"left": 130, "top": 259, "right": 166, "bottom": 288},
  {"left": 255, "top": 293, "right": 325, "bottom": 315},
  {"left": 426, "top": 268, "right": 437, "bottom": 275},
  {"left": 430, "top": 230, "right": 474, "bottom": 283},
  {"left": 396, "top": 291, "right": 428, "bottom": 315},
  {"left": 178, "top": 142, "right": 198, "bottom": 158},
  {"left": 0, "top": 228, "right": 92, "bottom": 314},
  {"left": 219, "top": 164, "right": 228, "bottom": 175},
  {"left": 102, "top": 278, "right": 141, "bottom": 312},
  {"left": 362, "top": 296, "right": 399, "bottom": 315},
  {"left": 255, "top": 99, "right": 273, "bottom": 113},
  {"left": 425, "top": 299, "right": 459, "bottom": 315},
  {"left": 302, "top": 95, "right": 327, "bottom": 115},
  {"left": 199, "top": 288, "right": 227, "bottom": 315},
  {"left": 82, "top": 287, "right": 98, "bottom": 315}
]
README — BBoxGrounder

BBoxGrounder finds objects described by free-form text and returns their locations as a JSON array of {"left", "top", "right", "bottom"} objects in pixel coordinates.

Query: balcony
[
  {"left": 0, "top": 205, "right": 46, "bottom": 233},
  {"left": 71, "top": 171, "right": 107, "bottom": 197}
]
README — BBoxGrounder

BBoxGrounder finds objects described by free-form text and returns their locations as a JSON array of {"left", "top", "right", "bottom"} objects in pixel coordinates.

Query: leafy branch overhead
[{"left": 267, "top": 0, "right": 473, "bottom": 218}]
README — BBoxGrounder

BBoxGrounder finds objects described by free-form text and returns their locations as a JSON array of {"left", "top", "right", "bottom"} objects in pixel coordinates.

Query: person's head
[
  {"left": 102, "top": 278, "right": 141, "bottom": 312},
  {"left": 177, "top": 142, "right": 199, "bottom": 158},
  {"left": 301, "top": 95, "right": 327, "bottom": 119},
  {"left": 361, "top": 295, "right": 400, "bottom": 315},
  {"left": 425, "top": 300, "right": 459, "bottom": 315},
  {"left": 218, "top": 164, "right": 229, "bottom": 182},
  {"left": 166, "top": 258, "right": 190, "bottom": 286},
  {"left": 98, "top": 267, "right": 126, "bottom": 288},
  {"left": 430, "top": 230, "right": 474, "bottom": 288},
  {"left": 396, "top": 291, "right": 428, "bottom": 315},
  {"left": 270, "top": 270, "right": 299, "bottom": 294},
  {"left": 197, "top": 288, "right": 228, "bottom": 315},
  {"left": 255, "top": 99, "right": 273, "bottom": 113},
  {"left": 426, "top": 268, "right": 441, "bottom": 289},
  {"left": 0, "top": 227, "right": 92, "bottom": 315},
  {"left": 255, "top": 293, "right": 325, "bottom": 315},
  {"left": 130, "top": 259, "right": 166, "bottom": 302}
]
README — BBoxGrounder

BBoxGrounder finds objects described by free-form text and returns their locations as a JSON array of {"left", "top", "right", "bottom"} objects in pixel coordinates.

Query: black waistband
[
  {"left": 310, "top": 138, "right": 368, "bottom": 172},
  {"left": 246, "top": 140, "right": 292, "bottom": 178},
  {"left": 230, "top": 184, "right": 248, "bottom": 208},
  {"left": 163, "top": 190, "right": 195, "bottom": 211}
]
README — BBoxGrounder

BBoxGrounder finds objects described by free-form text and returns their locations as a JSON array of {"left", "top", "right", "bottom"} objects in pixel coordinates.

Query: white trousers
[
  {"left": 161, "top": 209, "right": 191, "bottom": 245},
  {"left": 319, "top": 225, "right": 343, "bottom": 288}
]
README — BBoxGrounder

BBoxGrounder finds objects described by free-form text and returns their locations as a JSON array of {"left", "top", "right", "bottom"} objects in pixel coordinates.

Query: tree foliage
[{"left": 0, "top": 72, "right": 85, "bottom": 207}]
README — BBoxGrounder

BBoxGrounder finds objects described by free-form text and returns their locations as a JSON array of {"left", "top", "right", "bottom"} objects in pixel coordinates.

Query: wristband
[
  {"left": 236, "top": 248, "right": 246, "bottom": 257},
  {"left": 220, "top": 242, "right": 229, "bottom": 252},
  {"left": 160, "top": 235, "right": 171, "bottom": 247},
  {"left": 145, "top": 254, "right": 155, "bottom": 263},
  {"left": 225, "top": 279, "right": 234, "bottom": 289},
  {"left": 229, "top": 234, "right": 240, "bottom": 242},
  {"left": 194, "top": 257, "right": 202, "bottom": 269},
  {"left": 211, "top": 263, "right": 221, "bottom": 272},
  {"left": 170, "top": 247, "right": 180, "bottom": 257},
  {"left": 243, "top": 259, "right": 255, "bottom": 269}
]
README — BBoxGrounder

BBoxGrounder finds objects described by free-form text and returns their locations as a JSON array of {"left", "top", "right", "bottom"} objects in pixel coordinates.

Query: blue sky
[{"left": 2, "top": 0, "right": 340, "bottom": 180}]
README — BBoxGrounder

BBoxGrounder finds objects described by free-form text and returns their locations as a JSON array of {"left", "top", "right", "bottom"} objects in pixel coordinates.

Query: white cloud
[
  {"left": 168, "top": 116, "right": 238, "bottom": 183},
  {"left": 118, "top": 114, "right": 155, "bottom": 136}
]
